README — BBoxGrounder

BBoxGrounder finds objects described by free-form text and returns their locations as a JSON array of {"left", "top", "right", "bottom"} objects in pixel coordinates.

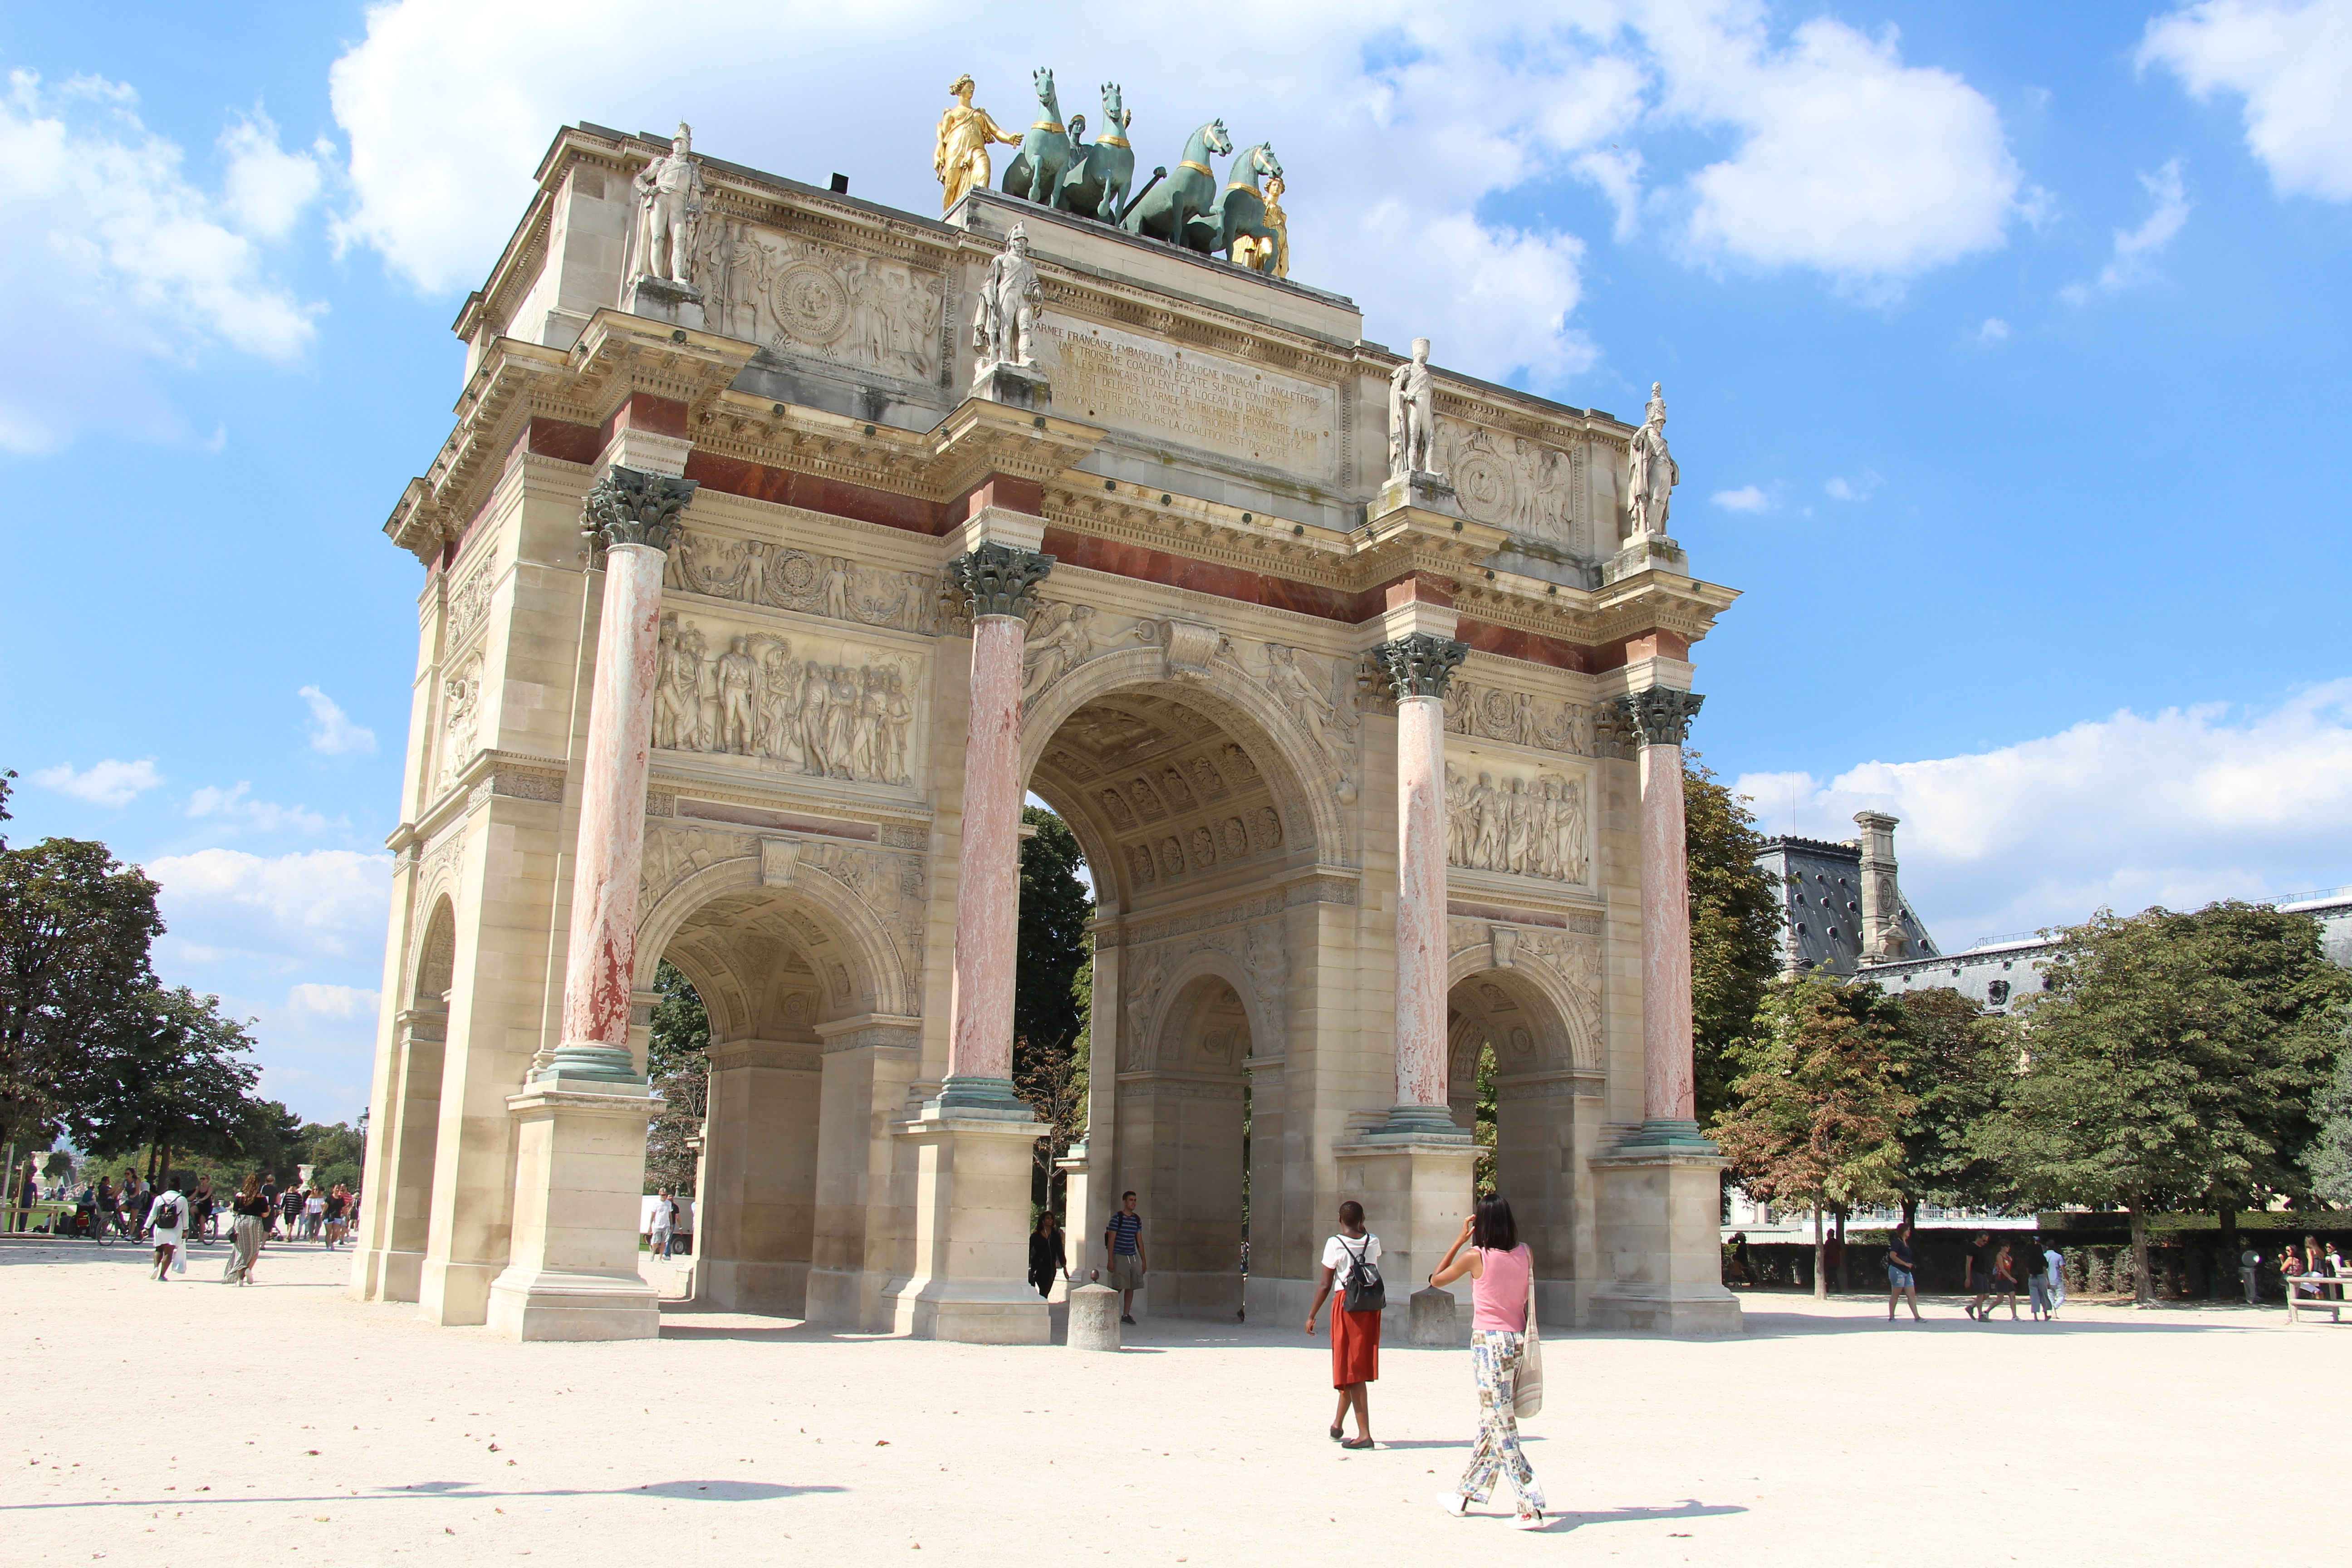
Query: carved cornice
[
  {"left": 1615, "top": 686, "right": 1705, "bottom": 748},
  {"left": 1373, "top": 633, "right": 1469, "bottom": 700},
  {"left": 950, "top": 542, "right": 1054, "bottom": 620}
]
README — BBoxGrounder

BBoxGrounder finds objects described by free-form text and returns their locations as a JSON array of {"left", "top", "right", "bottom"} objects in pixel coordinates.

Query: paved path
[{"left": 5, "top": 1237, "right": 2345, "bottom": 1565}]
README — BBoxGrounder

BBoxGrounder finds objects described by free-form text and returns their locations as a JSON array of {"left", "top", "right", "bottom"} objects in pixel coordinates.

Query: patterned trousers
[{"left": 1457, "top": 1329, "right": 1545, "bottom": 1517}]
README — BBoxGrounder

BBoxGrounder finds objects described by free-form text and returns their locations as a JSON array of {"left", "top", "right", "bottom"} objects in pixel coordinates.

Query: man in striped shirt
[{"left": 1104, "top": 1191, "right": 1147, "bottom": 1324}]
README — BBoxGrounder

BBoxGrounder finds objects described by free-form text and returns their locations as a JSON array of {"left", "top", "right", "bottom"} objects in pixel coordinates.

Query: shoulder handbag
[
  {"left": 1513, "top": 1264, "right": 1544, "bottom": 1419},
  {"left": 1339, "top": 1235, "right": 1386, "bottom": 1313}
]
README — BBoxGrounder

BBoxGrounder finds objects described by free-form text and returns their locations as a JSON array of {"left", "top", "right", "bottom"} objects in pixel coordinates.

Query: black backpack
[
  {"left": 154, "top": 1199, "right": 181, "bottom": 1230},
  {"left": 1339, "top": 1235, "right": 1386, "bottom": 1313}
]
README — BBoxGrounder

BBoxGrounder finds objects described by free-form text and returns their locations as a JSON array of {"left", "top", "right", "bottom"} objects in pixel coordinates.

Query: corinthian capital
[
  {"left": 583, "top": 465, "right": 698, "bottom": 554},
  {"left": 1614, "top": 686, "right": 1705, "bottom": 748},
  {"left": 1372, "top": 632, "right": 1469, "bottom": 701},
  {"left": 950, "top": 542, "right": 1055, "bottom": 621}
]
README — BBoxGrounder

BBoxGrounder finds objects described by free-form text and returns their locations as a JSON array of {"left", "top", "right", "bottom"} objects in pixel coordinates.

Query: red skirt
[{"left": 1332, "top": 1306, "right": 1382, "bottom": 1387}]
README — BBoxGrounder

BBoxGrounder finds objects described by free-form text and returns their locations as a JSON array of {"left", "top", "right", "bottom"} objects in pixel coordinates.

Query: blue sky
[{"left": 4, "top": 1, "right": 2348, "bottom": 1121}]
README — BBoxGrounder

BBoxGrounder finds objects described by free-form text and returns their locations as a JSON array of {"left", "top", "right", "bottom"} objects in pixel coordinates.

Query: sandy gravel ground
[{"left": 5, "top": 1235, "right": 2347, "bottom": 1567}]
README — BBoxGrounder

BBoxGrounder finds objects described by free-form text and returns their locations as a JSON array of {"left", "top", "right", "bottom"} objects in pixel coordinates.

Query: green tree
[
  {"left": 1710, "top": 974, "right": 1915, "bottom": 1296},
  {"left": 1471, "top": 1041, "right": 1499, "bottom": 1197},
  {"left": 644, "top": 960, "right": 710, "bottom": 1196},
  {"left": 1976, "top": 903, "right": 2352, "bottom": 1303},
  {"left": 1883, "top": 986, "right": 2012, "bottom": 1224},
  {"left": 2309, "top": 1030, "right": 2352, "bottom": 1207},
  {"left": 1014, "top": 805, "right": 1092, "bottom": 1213},
  {"left": 69, "top": 987, "right": 262, "bottom": 1176},
  {"left": 0, "top": 782, "right": 167, "bottom": 1150},
  {"left": 1686, "top": 755, "right": 1784, "bottom": 1124}
]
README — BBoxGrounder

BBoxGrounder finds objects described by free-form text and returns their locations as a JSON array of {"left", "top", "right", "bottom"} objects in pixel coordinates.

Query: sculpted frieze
[
  {"left": 665, "top": 529, "right": 941, "bottom": 635},
  {"left": 1434, "top": 419, "right": 1580, "bottom": 552},
  {"left": 445, "top": 560, "right": 494, "bottom": 648},
  {"left": 1444, "top": 763, "right": 1589, "bottom": 883},
  {"left": 1120, "top": 913, "right": 1289, "bottom": 1070},
  {"left": 1441, "top": 676, "right": 1632, "bottom": 760},
  {"left": 700, "top": 226, "right": 946, "bottom": 383},
  {"left": 436, "top": 653, "right": 484, "bottom": 793},
  {"left": 639, "top": 825, "right": 755, "bottom": 905},
  {"left": 655, "top": 613, "right": 917, "bottom": 786}
]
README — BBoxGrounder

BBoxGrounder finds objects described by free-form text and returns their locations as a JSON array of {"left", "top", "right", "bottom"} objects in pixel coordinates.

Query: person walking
[
  {"left": 146, "top": 1180, "right": 188, "bottom": 1281},
  {"left": 223, "top": 1174, "right": 269, "bottom": 1284},
  {"left": 1303, "top": 1200, "right": 1382, "bottom": 1450},
  {"left": 191, "top": 1176, "right": 217, "bottom": 1243},
  {"left": 1027, "top": 1210, "right": 1065, "bottom": 1300},
  {"left": 1429, "top": 1195, "right": 1546, "bottom": 1530},
  {"left": 1103, "top": 1191, "right": 1147, "bottom": 1325},
  {"left": 1885, "top": 1220, "right": 1922, "bottom": 1321},
  {"left": 2026, "top": 1238, "right": 2055, "bottom": 1321},
  {"left": 1964, "top": 1231, "right": 1999, "bottom": 1320},
  {"left": 279, "top": 1184, "right": 303, "bottom": 1242},
  {"left": 2239, "top": 1242, "right": 2262, "bottom": 1305},
  {"left": 325, "top": 1185, "right": 352, "bottom": 1248},
  {"left": 649, "top": 1191, "right": 677, "bottom": 1260},
  {"left": 303, "top": 1186, "right": 327, "bottom": 1242},
  {"left": 2043, "top": 1241, "right": 2067, "bottom": 1317},
  {"left": 1989, "top": 1242, "right": 2022, "bottom": 1320}
]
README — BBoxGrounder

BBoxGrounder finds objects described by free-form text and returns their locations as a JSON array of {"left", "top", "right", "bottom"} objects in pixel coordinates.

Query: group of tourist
[
  {"left": 1025, "top": 1190, "right": 1551, "bottom": 1531},
  {"left": 2242, "top": 1237, "right": 2346, "bottom": 1307},
  {"left": 21, "top": 1165, "right": 356, "bottom": 1263}
]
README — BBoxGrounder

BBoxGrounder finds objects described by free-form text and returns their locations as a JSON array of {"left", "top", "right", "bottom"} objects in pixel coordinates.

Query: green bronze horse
[
  {"left": 1186, "top": 141, "right": 1282, "bottom": 266},
  {"left": 1058, "top": 81, "right": 1134, "bottom": 222},
  {"left": 1122, "top": 118, "right": 1230, "bottom": 243},
  {"left": 1001, "top": 67, "right": 1071, "bottom": 207}
]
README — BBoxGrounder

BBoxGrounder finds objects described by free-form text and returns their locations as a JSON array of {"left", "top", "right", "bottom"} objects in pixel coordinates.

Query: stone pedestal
[
  {"left": 1586, "top": 1141, "right": 1741, "bottom": 1337},
  {"left": 883, "top": 1109, "right": 1050, "bottom": 1343},
  {"left": 1603, "top": 534, "right": 1688, "bottom": 584},
  {"left": 1332, "top": 1134, "right": 1476, "bottom": 1327},
  {"left": 484, "top": 1080, "right": 665, "bottom": 1342},
  {"left": 1373, "top": 469, "right": 1464, "bottom": 521},
  {"left": 1408, "top": 1284, "right": 1463, "bottom": 1347},
  {"left": 624, "top": 274, "right": 705, "bottom": 331},
  {"left": 1068, "top": 1282, "right": 1122, "bottom": 1350},
  {"left": 970, "top": 361, "right": 1050, "bottom": 411}
]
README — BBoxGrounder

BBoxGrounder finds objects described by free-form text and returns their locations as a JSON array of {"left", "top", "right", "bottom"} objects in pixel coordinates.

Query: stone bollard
[
  {"left": 1408, "top": 1285, "right": 1460, "bottom": 1347},
  {"left": 1068, "top": 1282, "right": 1122, "bottom": 1351}
]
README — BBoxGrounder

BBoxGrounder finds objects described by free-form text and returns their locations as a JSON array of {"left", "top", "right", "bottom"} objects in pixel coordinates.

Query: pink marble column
[
  {"left": 1617, "top": 686, "right": 1706, "bottom": 1136},
  {"left": 1375, "top": 633, "right": 1468, "bottom": 1137},
  {"left": 544, "top": 467, "right": 697, "bottom": 1083},
  {"left": 938, "top": 542, "right": 1054, "bottom": 1112}
]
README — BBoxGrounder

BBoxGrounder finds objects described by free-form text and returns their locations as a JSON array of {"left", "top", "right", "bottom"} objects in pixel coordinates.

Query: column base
[
  {"left": 486, "top": 1264, "right": 662, "bottom": 1342},
  {"left": 882, "top": 1107, "right": 1049, "bottom": 1343},
  {"left": 1587, "top": 1133, "right": 1742, "bottom": 1338},
  {"left": 930, "top": 1074, "right": 1032, "bottom": 1118},
  {"left": 350, "top": 1246, "right": 424, "bottom": 1303},
  {"left": 1331, "top": 1132, "right": 1477, "bottom": 1328},
  {"left": 537, "top": 1042, "right": 645, "bottom": 1084},
  {"left": 1373, "top": 1103, "right": 1467, "bottom": 1138}
]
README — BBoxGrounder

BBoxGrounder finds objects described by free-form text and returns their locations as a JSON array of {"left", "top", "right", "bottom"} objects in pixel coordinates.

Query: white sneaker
[
  {"left": 1434, "top": 1494, "right": 1470, "bottom": 1519},
  {"left": 1512, "top": 1512, "right": 1546, "bottom": 1531}
]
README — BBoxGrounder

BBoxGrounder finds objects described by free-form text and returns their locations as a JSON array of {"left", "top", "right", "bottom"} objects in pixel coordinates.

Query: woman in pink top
[{"left": 1427, "top": 1194, "right": 1545, "bottom": 1529}]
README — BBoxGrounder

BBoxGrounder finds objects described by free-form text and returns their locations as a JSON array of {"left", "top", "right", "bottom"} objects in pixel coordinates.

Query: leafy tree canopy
[
  {"left": 645, "top": 959, "right": 711, "bottom": 1196},
  {"left": 1882, "top": 986, "right": 2014, "bottom": 1215},
  {"left": 1685, "top": 755, "right": 1784, "bottom": 1124},
  {"left": 1710, "top": 973, "right": 1915, "bottom": 1216}
]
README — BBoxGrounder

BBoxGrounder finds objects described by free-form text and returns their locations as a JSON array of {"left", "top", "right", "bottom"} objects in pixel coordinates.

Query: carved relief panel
[
  {"left": 1434, "top": 419, "right": 1581, "bottom": 554},
  {"left": 698, "top": 225, "right": 946, "bottom": 384},
  {"left": 1442, "top": 756, "right": 1590, "bottom": 884},
  {"left": 655, "top": 611, "right": 920, "bottom": 789},
  {"left": 666, "top": 527, "right": 941, "bottom": 635}
]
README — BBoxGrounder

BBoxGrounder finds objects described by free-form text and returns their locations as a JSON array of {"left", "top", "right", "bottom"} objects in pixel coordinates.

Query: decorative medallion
[
  {"left": 773, "top": 263, "right": 853, "bottom": 345},
  {"left": 1453, "top": 451, "right": 1514, "bottom": 525}
]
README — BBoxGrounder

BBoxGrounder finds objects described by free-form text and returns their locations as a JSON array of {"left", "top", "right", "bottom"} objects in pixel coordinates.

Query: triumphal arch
[{"left": 350, "top": 88, "right": 1742, "bottom": 1343}]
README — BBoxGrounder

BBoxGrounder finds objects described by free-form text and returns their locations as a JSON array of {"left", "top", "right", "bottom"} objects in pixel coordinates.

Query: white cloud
[
  {"left": 2058, "top": 159, "right": 2191, "bottom": 304},
  {"left": 1668, "top": 15, "right": 2024, "bottom": 280},
  {"left": 1974, "top": 316, "right": 2011, "bottom": 343},
  {"left": 288, "top": 982, "right": 380, "bottom": 1021},
  {"left": 1824, "top": 469, "right": 1882, "bottom": 501},
  {"left": 1735, "top": 680, "right": 2352, "bottom": 948},
  {"left": 299, "top": 685, "right": 377, "bottom": 757},
  {"left": 218, "top": 109, "right": 326, "bottom": 240},
  {"left": 186, "top": 781, "right": 333, "bottom": 836},
  {"left": 144, "top": 846, "right": 391, "bottom": 968},
  {"left": 2141, "top": 0, "right": 2352, "bottom": 201},
  {"left": 31, "top": 757, "right": 163, "bottom": 806},
  {"left": 1711, "top": 484, "right": 1769, "bottom": 511},
  {"left": 0, "top": 71, "right": 325, "bottom": 452}
]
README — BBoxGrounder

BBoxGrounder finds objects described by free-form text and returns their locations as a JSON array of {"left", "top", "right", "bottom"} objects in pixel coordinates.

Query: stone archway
[
  {"left": 641, "top": 857, "right": 920, "bottom": 1320},
  {"left": 364, "top": 896, "right": 454, "bottom": 1303},
  {"left": 1119, "top": 968, "right": 1255, "bottom": 1319},
  {"left": 1446, "top": 958, "right": 1603, "bottom": 1320}
]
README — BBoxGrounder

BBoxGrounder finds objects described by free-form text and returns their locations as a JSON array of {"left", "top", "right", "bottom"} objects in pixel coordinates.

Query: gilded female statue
[{"left": 934, "top": 74, "right": 1021, "bottom": 215}]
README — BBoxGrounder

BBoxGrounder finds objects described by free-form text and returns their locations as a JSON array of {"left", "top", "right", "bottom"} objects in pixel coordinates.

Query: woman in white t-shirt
[{"left": 1303, "top": 1200, "right": 1382, "bottom": 1450}]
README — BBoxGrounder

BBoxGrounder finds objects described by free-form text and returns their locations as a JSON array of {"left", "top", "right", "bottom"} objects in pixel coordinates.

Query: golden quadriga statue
[{"left": 935, "top": 74, "right": 1021, "bottom": 215}]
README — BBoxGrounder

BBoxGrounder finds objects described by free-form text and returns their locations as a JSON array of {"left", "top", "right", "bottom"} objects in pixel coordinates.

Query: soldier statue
[
  {"left": 1627, "top": 381, "right": 1680, "bottom": 539},
  {"left": 632, "top": 122, "right": 705, "bottom": 287},
  {"left": 971, "top": 223, "right": 1042, "bottom": 371},
  {"left": 1388, "top": 337, "right": 1436, "bottom": 478}
]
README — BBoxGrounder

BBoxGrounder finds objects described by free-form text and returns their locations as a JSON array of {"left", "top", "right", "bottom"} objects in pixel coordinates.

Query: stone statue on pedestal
[
  {"left": 1627, "top": 381, "right": 1679, "bottom": 539},
  {"left": 1388, "top": 337, "right": 1437, "bottom": 478},
  {"left": 971, "top": 223, "right": 1042, "bottom": 372},
  {"left": 935, "top": 74, "right": 1022, "bottom": 216},
  {"left": 631, "top": 123, "right": 705, "bottom": 288}
]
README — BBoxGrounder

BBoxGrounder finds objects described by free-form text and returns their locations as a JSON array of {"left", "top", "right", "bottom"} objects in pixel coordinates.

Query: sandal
[
  {"left": 1328, "top": 1426, "right": 1344, "bottom": 1441},
  {"left": 1340, "top": 1437, "right": 1374, "bottom": 1450}
]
